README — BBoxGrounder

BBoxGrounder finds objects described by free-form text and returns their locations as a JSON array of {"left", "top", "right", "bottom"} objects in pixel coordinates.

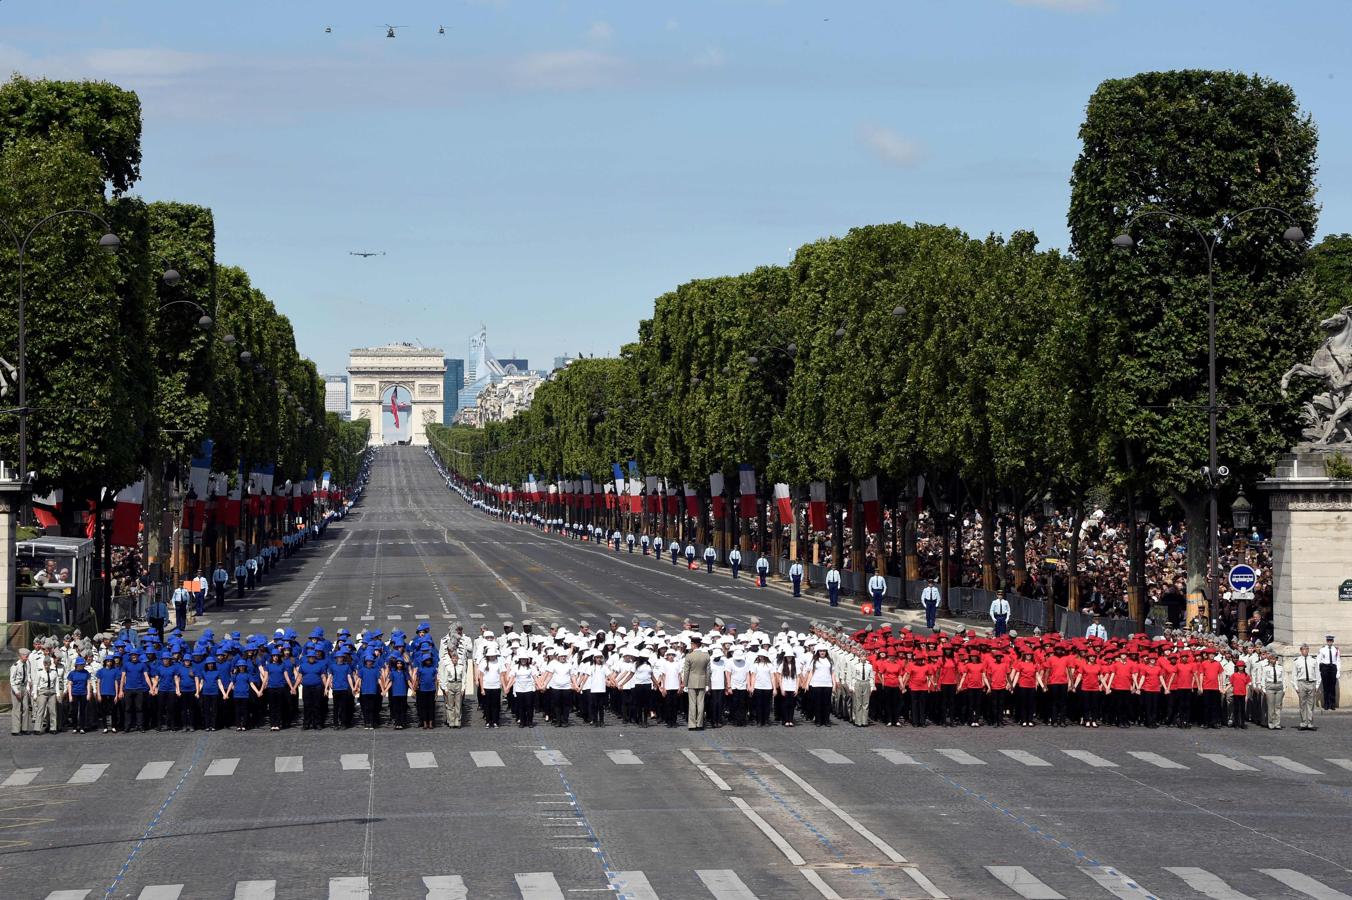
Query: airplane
[{"left": 349, "top": 251, "right": 386, "bottom": 258}]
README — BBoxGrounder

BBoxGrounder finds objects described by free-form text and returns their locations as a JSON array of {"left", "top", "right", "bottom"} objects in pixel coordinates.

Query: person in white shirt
[
  {"left": 755, "top": 555, "right": 771, "bottom": 587},
  {"left": 708, "top": 649, "right": 728, "bottom": 727},
  {"left": 652, "top": 536, "right": 664, "bottom": 560},
  {"left": 476, "top": 648, "right": 505, "bottom": 728},
  {"left": 826, "top": 566, "right": 841, "bottom": 607},
  {"left": 750, "top": 652, "right": 775, "bottom": 725},
  {"left": 1085, "top": 616, "right": 1108, "bottom": 641},
  {"left": 1257, "top": 652, "right": 1287, "bottom": 730},
  {"left": 989, "top": 591, "right": 1011, "bottom": 636},
  {"left": 1293, "top": 643, "right": 1321, "bottom": 731},
  {"left": 920, "top": 578, "right": 941, "bottom": 629},
  {"left": 656, "top": 649, "right": 683, "bottom": 726},
  {"left": 438, "top": 651, "right": 468, "bottom": 728},
  {"left": 867, "top": 573, "right": 886, "bottom": 616},
  {"left": 503, "top": 651, "right": 537, "bottom": 728},
  {"left": 1318, "top": 635, "right": 1341, "bottom": 710},
  {"left": 582, "top": 651, "right": 609, "bottom": 726},
  {"left": 728, "top": 547, "right": 742, "bottom": 579},
  {"left": 774, "top": 652, "right": 799, "bottom": 725},
  {"left": 788, "top": 561, "right": 804, "bottom": 597},
  {"left": 703, "top": 545, "right": 717, "bottom": 573},
  {"left": 631, "top": 652, "right": 654, "bottom": 726},
  {"left": 806, "top": 647, "right": 838, "bottom": 727}
]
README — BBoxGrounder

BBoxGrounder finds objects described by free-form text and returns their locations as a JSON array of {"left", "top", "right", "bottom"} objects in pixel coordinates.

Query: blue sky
[{"left": 4, "top": 0, "right": 1350, "bottom": 376}]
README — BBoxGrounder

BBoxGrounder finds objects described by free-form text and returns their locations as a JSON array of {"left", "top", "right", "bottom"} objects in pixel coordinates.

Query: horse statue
[{"left": 1281, "top": 305, "right": 1352, "bottom": 445}]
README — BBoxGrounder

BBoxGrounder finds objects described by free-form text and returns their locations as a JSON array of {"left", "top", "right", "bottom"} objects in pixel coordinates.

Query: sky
[{"left": 4, "top": 0, "right": 1351, "bottom": 377}]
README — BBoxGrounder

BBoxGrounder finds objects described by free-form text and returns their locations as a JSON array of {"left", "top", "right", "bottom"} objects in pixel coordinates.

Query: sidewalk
[{"left": 742, "top": 569, "right": 990, "bottom": 636}]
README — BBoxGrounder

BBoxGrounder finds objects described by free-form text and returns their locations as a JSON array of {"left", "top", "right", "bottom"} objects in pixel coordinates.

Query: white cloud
[
  {"left": 692, "top": 46, "right": 725, "bottom": 68},
  {"left": 1010, "top": 0, "right": 1110, "bottom": 11},
  {"left": 858, "top": 124, "right": 924, "bottom": 168},
  {"left": 587, "top": 21, "right": 614, "bottom": 43},
  {"left": 513, "top": 50, "right": 623, "bottom": 90}
]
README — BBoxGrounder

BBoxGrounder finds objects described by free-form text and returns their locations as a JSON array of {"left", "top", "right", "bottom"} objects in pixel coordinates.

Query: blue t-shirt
[
  {"left": 67, "top": 669, "right": 91, "bottom": 697},
  {"left": 265, "top": 661, "right": 287, "bottom": 688},
  {"left": 200, "top": 667, "right": 222, "bottom": 695},
  {"left": 122, "top": 660, "right": 148, "bottom": 692},
  {"left": 416, "top": 663, "right": 437, "bottom": 692},
  {"left": 328, "top": 662, "right": 352, "bottom": 689},
  {"left": 299, "top": 660, "right": 326, "bottom": 687},
  {"left": 387, "top": 668, "right": 409, "bottom": 696},
  {"left": 96, "top": 667, "right": 120, "bottom": 696},
  {"left": 358, "top": 665, "right": 382, "bottom": 694}
]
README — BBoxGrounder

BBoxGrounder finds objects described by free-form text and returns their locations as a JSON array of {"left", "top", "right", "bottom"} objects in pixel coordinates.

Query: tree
[
  {"left": 1309, "top": 233, "right": 1352, "bottom": 316},
  {"left": 1069, "top": 70, "right": 1319, "bottom": 610}
]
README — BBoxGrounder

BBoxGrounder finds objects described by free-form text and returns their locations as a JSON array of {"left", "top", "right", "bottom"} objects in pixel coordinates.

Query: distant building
[
  {"left": 552, "top": 355, "right": 576, "bottom": 372},
  {"left": 324, "top": 374, "right": 349, "bottom": 419},
  {"left": 456, "top": 371, "right": 543, "bottom": 427},
  {"left": 443, "top": 358, "right": 465, "bottom": 424},
  {"left": 499, "top": 358, "right": 529, "bottom": 374},
  {"left": 458, "top": 326, "right": 507, "bottom": 412},
  {"left": 347, "top": 344, "right": 444, "bottom": 446}
]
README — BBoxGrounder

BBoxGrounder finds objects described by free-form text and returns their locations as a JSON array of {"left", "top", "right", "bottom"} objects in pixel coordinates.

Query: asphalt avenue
[{"left": 4, "top": 447, "right": 1352, "bottom": 900}]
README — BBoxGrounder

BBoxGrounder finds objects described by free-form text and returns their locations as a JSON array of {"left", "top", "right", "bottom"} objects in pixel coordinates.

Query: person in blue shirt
[
  {"left": 172, "top": 655, "right": 195, "bottom": 732},
  {"left": 153, "top": 652, "right": 177, "bottom": 732},
  {"left": 326, "top": 650, "right": 356, "bottom": 729},
  {"left": 299, "top": 648, "right": 328, "bottom": 730},
  {"left": 66, "top": 657, "right": 91, "bottom": 734},
  {"left": 263, "top": 650, "right": 291, "bottom": 731},
  {"left": 358, "top": 654, "right": 383, "bottom": 729},
  {"left": 227, "top": 661, "right": 254, "bottom": 731},
  {"left": 117, "top": 618, "right": 141, "bottom": 650},
  {"left": 385, "top": 658, "right": 410, "bottom": 729},
  {"left": 94, "top": 655, "right": 122, "bottom": 734},
  {"left": 415, "top": 654, "right": 439, "bottom": 729},
  {"left": 197, "top": 659, "right": 223, "bottom": 731},
  {"left": 281, "top": 644, "right": 300, "bottom": 725},
  {"left": 121, "top": 649, "right": 150, "bottom": 732}
]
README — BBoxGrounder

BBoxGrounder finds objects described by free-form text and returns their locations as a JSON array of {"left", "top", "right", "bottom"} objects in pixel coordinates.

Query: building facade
[
  {"left": 348, "top": 344, "right": 445, "bottom": 446},
  {"left": 324, "top": 374, "right": 350, "bottom": 420},
  {"left": 443, "top": 358, "right": 465, "bottom": 425}
]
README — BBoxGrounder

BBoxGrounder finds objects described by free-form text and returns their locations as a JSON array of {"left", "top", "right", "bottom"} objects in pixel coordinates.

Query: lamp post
[
  {"left": 1112, "top": 206, "right": 1303, "bottom": 627},
  {"left": 1230, "top": 491, "right": 1253, "bottom": 627},
  {"left": 0, "top": 210, "right": 121, "bottom": 513}
]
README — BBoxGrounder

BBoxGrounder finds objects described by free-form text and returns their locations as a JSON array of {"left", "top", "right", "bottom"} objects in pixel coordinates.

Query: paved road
[{"left": 4, "top": 446, "right": 1351, "bottom": 900}]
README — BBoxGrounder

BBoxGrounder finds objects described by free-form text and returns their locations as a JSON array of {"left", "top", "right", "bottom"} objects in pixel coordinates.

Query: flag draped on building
[{"left": 684, "top": 483, "right": 700, "bottom": 519}]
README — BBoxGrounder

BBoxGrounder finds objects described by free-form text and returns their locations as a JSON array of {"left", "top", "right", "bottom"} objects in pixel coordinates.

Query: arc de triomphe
[{"left": 348, "top": 343, "right": 445, "bottom": 445}]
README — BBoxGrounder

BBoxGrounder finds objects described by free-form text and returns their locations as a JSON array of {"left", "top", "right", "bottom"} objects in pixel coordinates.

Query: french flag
[
  {"left": 32, "top": 488, "right": 62, "bottom": 529},
  {"left": 809, "top": 481, "right": 828, "bottom": 532},
  {"left": 110, "top": 480, "right": 144, "bottom": 548},
  {"left": 738, "top": 464, "right": 757, "bottom": 518},
  {"left": 684, "top": 483, "right": 700, "bottom": 519},
  {"left": 773, "top": 483, "right": 793, "bottom": 524},
  {"left": 860, "top": 475, "right": 882, "bottom": 535},
  {"left": 612, "top": 463, "right": 625, "bottom": 496},
  {"left": 709, "top": 472, "right": 725, "bottom": 520}
]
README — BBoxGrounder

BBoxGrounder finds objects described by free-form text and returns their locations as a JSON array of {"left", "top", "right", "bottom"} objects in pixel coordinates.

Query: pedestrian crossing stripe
[{"left": 34, "top": 866, "right": 1352, "bottom": 900}]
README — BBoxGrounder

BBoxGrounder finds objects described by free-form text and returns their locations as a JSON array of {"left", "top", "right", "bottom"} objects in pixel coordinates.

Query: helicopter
[
  {"left": 349, "top": 251, "right": 386, "bottom": 258},
  {"left": 385, "top": 25, "right": 405, "bottom": 38}
]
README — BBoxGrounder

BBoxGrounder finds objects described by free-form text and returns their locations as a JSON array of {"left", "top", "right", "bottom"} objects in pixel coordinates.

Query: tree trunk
[
  {"left": 1180, "top": 493, "right": 1208, "bottom": 626},
  {"left": 850, "top": 482, "right": 866, "bottom": 596},
  {"left": 830, "top": 498, "right": 843, "bottom": 570},
  {"left": 1011, "top": 510, "right": 1029, "bottom": 594},
  {"left": 1066, "top": 507, "right": 1084, "bottom": 618},
  {"left": 980, "top": 500, "right": 997, "bottom": 591}
]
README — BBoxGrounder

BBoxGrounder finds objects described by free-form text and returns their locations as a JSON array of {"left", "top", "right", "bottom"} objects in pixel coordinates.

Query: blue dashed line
[
  {"left": 104, "top": 735, "right": 208, "bottom": 899},
  {"left": 541, "top": 749, "right": 633, "bottom": 899}
]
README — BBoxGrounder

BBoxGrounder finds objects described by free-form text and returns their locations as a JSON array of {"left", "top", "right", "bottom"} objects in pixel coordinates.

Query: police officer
[
  {"left": 192, "top": 570, "right": 207, "bottom": 617},
  {"left": 826, "top": 566, "right": 841, "bottom": 607},
  {"left": 703, "top": 544, "right": 717, "bottom": 573},
  {"left": 611, "top": 529, "right": 622, "bottom": 552},
  {"left": 789, "top": 560, "right": 804, "bottom": 597},
  {"left": 212, "top": 563, "right": 229, "bottom": 608},
  {"left": 671, "top": 541, "right": 681, "bottom": 565},
  {"left": 728, "top": 547, "right": 742, "bottom": 579},
  {"left": 867, "top": 572, "right": 886, "bottom": 616},
  {"left": 626, "top": 532, "right": 636, "bottom": 553},
  {"left": 234, "top": 560, "right": 248, "bottom": 598},
  {"left": 756, "top": 554, "right": 771, "bottom": 588},
  {"left": 245, "top": 553, "right": 259, "bottom": 590},
  {"left": 171, "top": 582, "right": 190, "bottom": 633},
  {"left": 989, "top": 590, "right": 1011, "bottom": 637},
  {"left": 1085, "top": 615, "right": 1108, "bottom": 640},
  {"left": 640, "top": 533, "right": 650, "bottom": 556},
  {"left": 920, "top": 578, "right": 941, "bottom": 630},
  {"left": 653, "top": 535, "right": 663, "bottom": 560},
  {"left": 147, "top": 592, "right": 169, "bottom": 641},
  {"left": 1318, "top": 635, "right": 1341, "bottom": 710}
]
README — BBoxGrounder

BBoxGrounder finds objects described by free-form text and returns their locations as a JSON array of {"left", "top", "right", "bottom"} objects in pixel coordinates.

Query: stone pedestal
[{"left": 1260, "top": 449, "right": 1352, "bottom": 647}]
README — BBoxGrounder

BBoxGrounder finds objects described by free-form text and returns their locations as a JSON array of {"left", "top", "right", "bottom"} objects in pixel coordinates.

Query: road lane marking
[
  {"left": 328, "top": 876, "right": 369, "bottom": 899},
  {"left": 514, "top": 872, "right": 565, "bottom": 899},
  {"left": 67, "top": 764, "right": 108, "bottom": 784},
  {"left": 606, "top": 750, "right": 641, "bottom": 765},
  {"left": 1164, "top": 867, "right": 1256, "bottom": 899},
  {"left": 1260, "top": 756, "right": 1323, "bottom": 775},
  {"left": 3, "top": 768, "right": 42, "bottom": 787},
  {"left": 1078, "top": 866, "right": 1161, "bottom": 899},
  {"left": 1127, "top": 751, "right": 1187, "bottom": 769},
  {"left": 807, "top": 748, "right": 852, "bottom": 765},
  {"left": 471, "top": 751, "right": 503, "bottom": 768},
  {"left": 406, "top": 752, "right": 437, "bottom": 769},
  {"left": 1258, "top": 869, "right": 1352, "bottom": 900},
  {"left": 986, "top": 866, "right": 1065, "bottom": 899},
  {"left": 611, "top": 871, "right": 659, "bottom": 900},
  {"left": 136, "top": 761, "right": 174, "bottom": 781},
  {"left": 275, "top": 756, "right": 303, "bottom": 773},
  {"left": 205, "top": 758, "right": 239, "bottom": 777},
  {"left": 136, "top": 887, "right": 183, "bottom": 900},
  {"left": 232, "top": 881, "right": 277, "bottom": 900},
  {"left": 729, "top": 797, "right": 805, "bottom": 866},
  {"left": 873, "top": 749, "right": 920, "bottom": 765},
  {"left": 935, "top": 748, "right": 985, "bottom": 765},
  {"left": 421, "top": 875, "right": 468, "bottom": 900},
  {"left": 535, "top": 750, "right": 570, "bottom": 766},
  {"left": 696, "top": 870, "right": 760, "bottom": 899},
  {"left": 341, "top": 754, "right": 370, "bottom": 770},
  {"left": 999, "top": 750, "right": 1051, "bottom": 767},
  {"left": 1062, "top": 749, "right": 1116, "bottom": 768},
  {"left": 1197, "top": 753, "right": 1257, "bottom": 772}
]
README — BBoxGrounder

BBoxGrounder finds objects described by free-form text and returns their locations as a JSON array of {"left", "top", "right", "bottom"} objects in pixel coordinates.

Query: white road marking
[
  {"left": 535, "top": 749, "right": 570, "bottom": 766},
  {"left": 406, "top": 751, "right": 437, "bottom": 769},
  {"left": 67, "top": 763, "right": 108, "bottom": 784},
  {"left": 1325, "top": 758, "right": 1352, "bottom": 771},
  {"left": 136, "top": 887, "right": 183, "bottom": 900},
  {"left": 341, "top": 754, "right": 370, "bottom": 770},
  {"left": 696, "top": 870, "right": 760, "bottom": 899},
  {"left": 1062, "top": 749, "right": 1117, "bottom": 768},
  {"left": 275, "top": 756, "right": 303, "bottom": 773},
  {"left": 421, "top": 875, "right": 468, "bottom": 900},
  {"left": 471, "top": 751, "right": 503, "bottom": 768},
  {"left": 873, "top": 749, "right": 920, "bottom": 765},
  {"left": 3, "top": 767, "right": 42, "bottom": 786},
  {"left": 44, "top": 892, "right": 91, "bottom": 900},
  {"left": 514, "top": 872, "right": 565, "bottom": 900},
  {"left": 136, "top": 761, "right": 174, "bottom": 781},
  {"left": 328, "top": 876, "right": 370, "bottom": 899},
  {"left": 999, "top": 749, "right": 1052, "bottom": 767},
  {"left": 1078, "top": 866, "right": 1161, "bottom": 899},
  {"left": 1127, "top": 751, "right": 1187, "bottom": 769},
  {"left": 1197, "top": 753, "right": 1257, "bottom": 772},
  {"left": 1164, "top": 867, "right": 1256, "bottom": 899},
  {"left": 232, "top": 880, "right": 277, "bottom": 900},
  {"left": 611, "top": 871, "right": 659, "bottom": 900},
  {"left": 334, "top": 616, "right": 348, "bottom": 622},
  {"left": 807, "top": 748, "right": 852, "bottom": 765},
  {"left": 469, "top": 613, "right": 484, "bottom": 619},
  {"left": 1261, "top": 755, "right": 1323, "bottom": 775},
  {"left": 986, "top": 866, "right": 1065, "bottom": 899},
  {"left": 205, "top": 758, "right": 239, "bottom": 777},
  {"left": 1258, "top": 868, "right": 1352, "bottom": 900},
  {"left": 606, "top": 749, "right": 642, "bottom": 765},
  {"left": 935, "top": 748, "right": 985, "bottom": 765},
  {"left": 730, "top": 797, "right": 805, "bottom": 866}
]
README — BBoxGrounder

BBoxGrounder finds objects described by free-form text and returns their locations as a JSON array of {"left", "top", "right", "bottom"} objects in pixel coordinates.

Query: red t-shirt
[
  {"left": 1230, "top": 671, "right": 1251, "bottom": 695},
  {"left": 1077, "top": 662, "right": 1101, "bottom": 692},
  {"left": 1109, "top": 660, "right": 1135, "bottom": 690},
  {"left": 876, "top": 659, "right": 903, "bottom": 688},
  {"left": 1046, "top": 656, "right": 1072, "bottom": 686},
  {"left": 1173, "top": 661, "right": 1196, "bottom": 691},
  {"left": 960, "top": 660, "right": 985, "bottom": 690},
  {"left": 1139, "top": 663, "right": 1162, "bottom": 692},
  {"left": 1199, "top": 659, "right": 1223, "bottom": 691},
  {"left": 906, "top": 662, "right": 933, "bottom": 691},
  {"left": 938, "top": 659, "right": 960, "bottom": 686},
  {"left": 986, "top": 660, "right": 1011, "bottom": 691},
  {"left": 1012, "top": 660, "right": 1039, "bottom": 687}
]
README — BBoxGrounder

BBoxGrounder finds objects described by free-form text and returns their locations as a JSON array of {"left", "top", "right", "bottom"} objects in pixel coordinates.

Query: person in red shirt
[
  {"left": 1229, "top": 661, "right": 1251, "bottom": 729},
  {"left": 1138, "top": 655, "right": 1164, "bottom": 727},
  {"left": 985, "top": 651, "right": 1011, "bottom": 727},
  {"left": 904, "top": 654, "right": 934, "bottom": 727},
  {"left": 1107, "top": 653, "right": 1137, "bottom": 727},
  {"left": 875, "top": 651, "right": 904, "bottom": 727},
  {"left": 1010, "top": 652, "right": 1042, "bottom": 726},
  {"left": 1198, "top": 654, "right": 1224, "bottom": 728},
  {"left": 1171, "top": 653, "right": 1198, "bottom": 728},
  {"left": 958, "top": 653, "right": 986, "bottom": 727},
  {"left": 1045, "top": 647, "right": 1073, "bottom": 727},
  {"left": 937, "top": 648, "right": 960, "bottom": 727},
  {"left": 1074, "top": 653, "right": 1102, "bottom": 728}
]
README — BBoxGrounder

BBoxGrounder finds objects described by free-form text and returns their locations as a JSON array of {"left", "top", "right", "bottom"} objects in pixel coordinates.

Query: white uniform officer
[
  {"left": 1318, "top": 635, "right": 1341, "bottom": 710},
  {"left": 640, "top": 534, "right": 650, "bottom": 556},
  {"left": 685, "top": 543, "right": 697, "bottom": 567},
  {"left": 703, "top": 545, "right": 717, "bottom": 573},
  {"left": 989, "top": 590, "right": 1011, "bottom": 636},
  {"left": 755, "top": 555, "right": 770, "bottom": 588},
  {"left": 626, "top": 532, "right": 636, "bottom": 553},
  {"left": 728, "top": 547, "right": 742, "bottom": 579},
  {"left": 826, "top": 566, "right": 841, "bottom": 607},
  {"left": 789, "top": 561, "right": 804, "bottom": 597},
  {"left": 653, "top": 536, "right": 664, "bottom": 559},
  {"left": 1293, "top": 644, "right": 1320, "bottom": 730},
  {"left": 611, "top": 530, "right": 622, "bottom": 552},
  {"left": 920, "top": 578, "right": 941, "bottom": 630}
]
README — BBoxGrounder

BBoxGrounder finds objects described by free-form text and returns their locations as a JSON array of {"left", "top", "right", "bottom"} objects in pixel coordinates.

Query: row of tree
[
  {"left": 428, "top": 70, "right": 1347, "bottom": 619},
  {"left": 0, "top": 76, "right": 363, "bottom": 560}
]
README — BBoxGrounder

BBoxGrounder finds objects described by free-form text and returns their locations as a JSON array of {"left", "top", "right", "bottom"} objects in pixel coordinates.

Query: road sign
[
  {"left": 1228, "top": 564, "right": 1257, "bottom": 593},
  {"left": 1340, "top": 579, "right": 1352, "bottom": 602}
]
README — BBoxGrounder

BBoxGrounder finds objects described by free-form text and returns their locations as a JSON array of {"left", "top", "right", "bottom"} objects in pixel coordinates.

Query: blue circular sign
[{"left": 1228, "top": 564, "right": 1257, "bottom": 592}]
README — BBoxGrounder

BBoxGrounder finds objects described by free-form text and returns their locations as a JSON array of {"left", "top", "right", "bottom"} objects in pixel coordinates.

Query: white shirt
[
  {"left": 868, "top": 575, "right": 886, "bottom": 593},
  {"left": 704, "top": 547, "right": 716, "bottom": 560},
  {"left": 1295, "top": 654, "right": 1319, "bottom": 683},
  {"left": 789, "top": 563, "right": 803, "bottom": 577},
  {"left": 658, "top": 659, "right": 682, "bottom": 690},
  {"left": 728, "top": 661, "right": 749, "bottom": 689},
  {"left": 751, "top": 662, "right": 775, "bottom": 690},
  {"left": 728, "top": 549, "right": 742, "bottom": 563},
  {"left": 1258, "top": 660, "right": 1286, "bottom": 689},
  {"left": 1086, "top": 623, "right": 1108, "bottom": 640},
  {"left": 826, "top": 569, "right": 841, "bottom": 586},
  {"left": 709, "top": 659, "right": 727, "bottom": 690},
  {"left": 632, "top": 663, "right": 653, "bottom": 686},
  {"left": 989, "top": 597, "right": 1011, "bottom": 620},
  {"left": 808, "top": 658, "right": 834, "bottom": 688},
  {"left": 478, "top": 660, "right": 504, "bottom": 690},
  {"left": 511, "top": 664, "right": 537, "bottom": 694},
  {"left": 921, "top": 586, "right": 941, "bottom": 606},
  {"left": 584, "top": 663, "right": 608, "bottom": 693},
  {"left": 1317, "top": 645, "right": 1341, "bottom": 675}
]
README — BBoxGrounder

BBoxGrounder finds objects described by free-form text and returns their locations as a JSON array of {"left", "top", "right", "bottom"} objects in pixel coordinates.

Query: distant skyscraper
[
  {"left": 443, "top": 358, "right": 465, "bottom": 424},
  {"left": 552, "top": 355, "right": 576, "bottom": 372},
  {"left": 324, "top": 374, "right": 349, "bottom": 419},
  {"left": 499, "top": 358, "right": 529, "bottom": 374}
]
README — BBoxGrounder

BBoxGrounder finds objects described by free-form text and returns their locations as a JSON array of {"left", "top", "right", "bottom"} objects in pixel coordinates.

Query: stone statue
[
  {"left": 0, "top": 355, "right": 15, "bottom": 399},
  {"left": 1281, "top": 305, "right": 1352, "bottom": 445}
]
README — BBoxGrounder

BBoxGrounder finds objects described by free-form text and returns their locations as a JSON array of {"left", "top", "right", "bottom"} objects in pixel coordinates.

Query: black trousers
[
  {"left": 940, "top": 684, "right": 957, "bottom": 724},
  {"left": 811, "top": 685, "right": 832, "bottom": 726},
  {"left": 214, "top": 583, "right": 225, "bottom": 606},
  {"left": 778, "top": 691, "right": 797, "bottom": 723},
  {"left": 482, "top": 688, "right": 502, "bottom": 725},
  {"left": 587, "top": 692, "right": 605, "bottom": 724},
  {"left": 1320, "top": 664, "right": 1338, "bottom": 709},
  {"left": 70, "top": 696, "right": 89, "bottom": 730},
  {"left": 1015, "top": 686, "right": 1036, "bottom": 723},
  {"left": 414, "top": 690, "right": 433, "bottom": 725},
  {"left": 235, "top": 697, "right": 251, "bottom": 728},
  {"left": 1202, "top": 689, "right": 1223, "bottom": 727},
  {"left": 303, "top": 684, "right": 325, "bottom": 728},
  {"left": 552, "top": 688, "right": 572, "bottom": 725},
  {"left": 1080, "top": 691, "right": 1100, "bottom": 723},
  {"left": 707, "top": 689, "right": 724, "bottom": 726},
  {"left": 1232, "top": 694, "right": 1247, "bottom": 727},
  {"left": 1050, "top": 684, "right": 1069, "bottom": 724},
  {"left": 909, "top": 689, "right": 928, "bottom": 727},
  {"left": 124, "top": 691, "right": 146, "bottom": 730},
  {"left": 201, "top": 695, "right": 219, "bottom": 728},
  {"left": 515, "top": 692, "right": 536, "bottom": 726},
  {"left": 332, "top": 690, "right": 354, "bottom": 728},
  {"left": 267, "top": 687, "right": 288, "bottom": 728},
  {"left": 360, "top": 693, "right": 381, "bottom": 727},
  {"left": 729, "top": 689, "right": 748, "bottom": 726},
  {"left": 661, "top": 689, "right": 681, "bottom": 726}
]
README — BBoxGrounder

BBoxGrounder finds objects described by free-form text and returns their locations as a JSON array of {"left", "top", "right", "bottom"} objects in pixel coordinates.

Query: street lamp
[
  {"left": 0, "top": 209, "right": 121, "bottom": 510},
  {"left": 239, "top": 350, "right": 253, "bottom": 363},
  {"left": 1113, "top": 205, "right": 1303, "bottom": 622},
  {"left": 1230, "top": 491, "right": 1252, "bottom": 533}
]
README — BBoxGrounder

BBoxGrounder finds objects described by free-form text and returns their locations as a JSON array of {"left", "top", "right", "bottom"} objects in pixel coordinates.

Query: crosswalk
[
  {"left": 34, "top": 864, "right": 1352, "bottom": 899},
  {"left": 5, "top": 746, "right": 1349, "bottom": 787}
]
